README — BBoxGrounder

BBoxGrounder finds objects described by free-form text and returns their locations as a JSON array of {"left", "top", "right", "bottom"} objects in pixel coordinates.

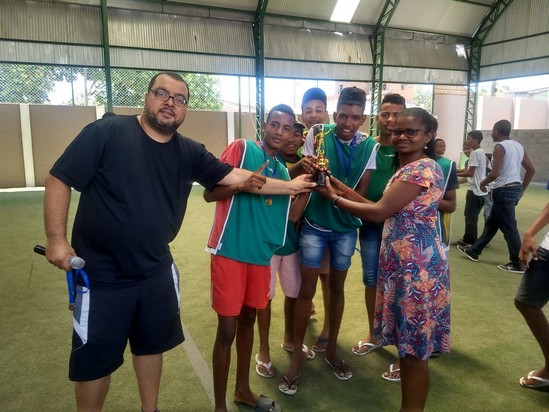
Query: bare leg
[
  {"left": 133, "top": 354, "right": 162, "bottom": 412},
  {"left": 317, "top": 250, "right": 331, "bottom": 344},
  {"left": 75, "top": 376, "right": 110, "bottom": 412},
  {"left": 365, "top": 287, "right": 379, "bottom": 341},
  {"left": 283, "top": 297, "right": 297, "bottom": 347},
  {"left": 283, "top": 265, "right": 317, "bottom": 380},
  {"left": 400, "top": 355, "right": 429, "bottom": 412},
  {"left": 324, "top": 268, "right": 348, "bottom": 363},
  {"left": 256, "top": 301, "right": 272, "bottom": 369},
  {"left": 318, "top": 272, "right": 331, "bottom": 340},
  {"left": 353, "top": 287, "right": 381, "bottom": 353},
  {"left": 213, "top": 314, "right": 237, "bottom": 412},
  {"left": 234, "top": 305, "right": 259, "bottom": 405},
  {"left": 515, "top": 299, "right": 549, "bottom": 380}
]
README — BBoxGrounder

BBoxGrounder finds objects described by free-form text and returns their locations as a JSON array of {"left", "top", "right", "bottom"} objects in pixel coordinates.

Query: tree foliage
[
  {"left": 413, "top": 85, "right": 433, "bottom": 113},
  {"left": 0, "top": 64, "right": 72, "bottom": 104},
  {"left": 0, "top": 64, "right": 223, "bottom": 110},
  {"left": 77, "top": 69, "right": 223, "bottom": 110}
]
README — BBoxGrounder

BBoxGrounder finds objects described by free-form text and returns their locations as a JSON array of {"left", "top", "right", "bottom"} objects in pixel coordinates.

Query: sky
[
  {"left": 218, "top": 74, "right": 549, "bottom": 110},
  {"left": 486, "top": 74, "right": 549, "bottom": 91},
  {"left": 49, "top": 73, "right": 549, "bottom": 107}
]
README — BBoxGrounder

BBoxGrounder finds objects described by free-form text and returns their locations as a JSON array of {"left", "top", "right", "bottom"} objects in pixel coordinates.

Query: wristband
[
  {"left": 333, "top": 195, "right": 341, "bottom": 208},
  {"left": 342, "top": 188, "right": 351, "bottom": 198}
]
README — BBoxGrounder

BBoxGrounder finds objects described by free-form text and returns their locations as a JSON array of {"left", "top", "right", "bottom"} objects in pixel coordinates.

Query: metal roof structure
[
  {"left": 1, "top": 0, "right": 547, "bottom": 83},
  {"left": 0, "top": 0, "right": 547, "bottom": 129}
]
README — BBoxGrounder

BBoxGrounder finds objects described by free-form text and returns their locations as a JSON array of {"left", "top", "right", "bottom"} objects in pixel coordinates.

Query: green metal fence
[{"left": 0, "top": 63, "right": 223, "bottom": 110}]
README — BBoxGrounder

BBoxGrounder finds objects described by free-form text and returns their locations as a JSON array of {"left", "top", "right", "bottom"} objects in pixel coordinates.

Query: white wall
[{"left": 433, "top": 93, "right": 467, "bottom": 163}]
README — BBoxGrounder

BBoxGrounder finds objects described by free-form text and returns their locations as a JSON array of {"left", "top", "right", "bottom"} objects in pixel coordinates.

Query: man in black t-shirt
[{"left": 44, "top": 72, "right": 314, "bottom": 412}]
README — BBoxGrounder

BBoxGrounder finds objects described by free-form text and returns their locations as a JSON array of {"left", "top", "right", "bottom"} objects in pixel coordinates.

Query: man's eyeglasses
[
  {"left": 149, "top": 88, "right": 188, "bottom": 107},
  {"left": 391, "top": 128, "right": 428, "bottom": 138}
]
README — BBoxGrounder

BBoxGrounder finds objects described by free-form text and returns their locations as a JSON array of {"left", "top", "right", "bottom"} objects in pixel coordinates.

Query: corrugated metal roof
[
  {"left": 265, "top": 59, "right": 370, "bottom": 81},
  {"left": 485, "top": 0, "right": 548, "bottom": 42},
  {"left": 2, "top": 0, "right": 548, "bottom": 83},
  {"left": 0, "top": 0, "right": 101, "bottom": 44},
  {"left": 0, "top": 40, "right": 103, "bottom": 66},
  {"left": 389, "top": 0, "right": 490, "bottom": 37},
  {"left": 109, "top": 8, "right": 254, "bottom": 56},
  {"left": 265, "top": 25, "right": 372, "bottom": 65},
  {"left": 111, "top": 48, "right": 254, "bottom": 75}
]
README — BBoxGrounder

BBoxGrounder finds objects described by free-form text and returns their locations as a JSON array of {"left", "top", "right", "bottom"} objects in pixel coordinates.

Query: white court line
[{"left": 181, "top": 323, "right": 216, "bottom": 407}]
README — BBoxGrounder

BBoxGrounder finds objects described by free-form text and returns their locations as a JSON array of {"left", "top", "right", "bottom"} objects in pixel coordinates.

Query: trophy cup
[{"left": 314, "top": 128, "right": 328, "bottom": 187}]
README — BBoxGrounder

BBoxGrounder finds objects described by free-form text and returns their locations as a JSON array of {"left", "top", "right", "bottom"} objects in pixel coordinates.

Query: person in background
[
  {"left": 205, "top": 104, "right": 315, "bottom": 412},
  {"left": 457, "top": 143, "right": 471, "bottom": 184},
  {"left": 43, "top": 72, "right": 313, "bottom": 412},
  {"left": 435, "top": 138, "right": 446, "bottom": 157},
  {"left": 432, "top": 132, "right": 458, "bottom": 251},
  {"left": 297, "top": 87, "right": 332, "bottom": 353},
  {"left": 455, "top": 131, "right": 487, "bottom": 247},
  {"left": 317, "top": 107, "right": 450, "bottom": 412},
  {"left": 516, "top": 197, "right": 549, "bottom": 390},
  {"left": 458, "top": 119, "right": 535, "bottom": 274},
  {"left": 352, "top": 93, "right": 405, "bottom": 357},
  {"left": 101, "top": 111, "right": 116, "bottom": 119}
]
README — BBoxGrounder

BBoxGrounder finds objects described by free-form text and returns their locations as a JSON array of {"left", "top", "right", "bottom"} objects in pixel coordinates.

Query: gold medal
[{"left": 265, "top": 197, "right": 272, "bottom": 206}]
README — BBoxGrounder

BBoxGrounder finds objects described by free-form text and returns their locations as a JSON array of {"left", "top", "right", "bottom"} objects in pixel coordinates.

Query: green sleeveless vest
[{"left": 304, "top": 125, "right": 378, "bottom": 232}]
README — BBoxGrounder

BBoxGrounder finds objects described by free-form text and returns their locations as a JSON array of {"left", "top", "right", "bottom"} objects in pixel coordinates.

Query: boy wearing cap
[
  {"left": 280, "top": 87, "right": 378, "bottom": 394},
  {"left": 299, "top": 87, "right": 330, "bottom": 134},
  {"left": 295, "top": 87, "right": 332, "bottom": 353}
]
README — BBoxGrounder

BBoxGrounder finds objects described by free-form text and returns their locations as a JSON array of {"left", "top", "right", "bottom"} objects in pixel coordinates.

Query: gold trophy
[{"left": 314, "top": 127, "right": 328, "bottom": 187}]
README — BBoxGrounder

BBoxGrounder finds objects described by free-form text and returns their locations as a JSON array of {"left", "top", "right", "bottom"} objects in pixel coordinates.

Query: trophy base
[{"left": 316, "top": 172, "right": 326, "bottom": 187}]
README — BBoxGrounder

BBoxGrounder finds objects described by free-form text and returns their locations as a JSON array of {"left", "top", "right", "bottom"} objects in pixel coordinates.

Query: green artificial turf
[{"left": 0, "top": 185, "right": 548, "bottom": 411}]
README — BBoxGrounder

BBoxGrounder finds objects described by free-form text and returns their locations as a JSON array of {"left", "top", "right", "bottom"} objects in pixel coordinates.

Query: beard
[{"left": 143, "top": 102, "right": 182, "bottom": 136}]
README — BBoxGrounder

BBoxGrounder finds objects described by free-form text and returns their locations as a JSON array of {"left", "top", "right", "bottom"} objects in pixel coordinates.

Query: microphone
[{"left": 33, "top": 244, "right": 85, "bottom": 270}]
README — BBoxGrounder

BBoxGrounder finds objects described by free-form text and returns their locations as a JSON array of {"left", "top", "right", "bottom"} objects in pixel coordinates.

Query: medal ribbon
[
  {"left": 334, "top": 134, "right": 357, "bottom": 183},
  {"left": 261, "top": 141, "right": 278, "bottom": 179},
  {"left": 261, "top": 142, "right": 278, "bottom": 205}
]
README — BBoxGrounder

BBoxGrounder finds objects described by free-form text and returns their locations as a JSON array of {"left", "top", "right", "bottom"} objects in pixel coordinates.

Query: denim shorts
[
  {"left": 299, "top": 221, "right": 357, "bottom": 271},
  {"left": 359, "top": 222, "right": 383, "bottom": 288},
  {"left": 515, "top": 247, "right": 549, "bottom": 308}
]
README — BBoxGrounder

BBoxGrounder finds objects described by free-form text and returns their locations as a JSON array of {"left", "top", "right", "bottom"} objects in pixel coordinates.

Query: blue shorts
[
  {"left": 515, "top": 247, "right": 549, "bottom": 309},
  {"left": 299, "top": 221, "right": 357, "bottom": 271},
  {"left": 69, "top": 264, "right": 184, "bottom": 381},
  {"left": 359, "top": 222, "right": 383, "bottom": 288}
]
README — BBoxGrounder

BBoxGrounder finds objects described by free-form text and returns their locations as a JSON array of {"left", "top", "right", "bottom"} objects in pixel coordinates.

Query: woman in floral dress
[{"left": 318, "top": 107, "right": 449, "bottom": 411}]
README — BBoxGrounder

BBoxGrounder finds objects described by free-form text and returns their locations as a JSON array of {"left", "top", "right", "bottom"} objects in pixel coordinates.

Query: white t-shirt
[
  {"left": 467, "top": 148, "right": 487, "bottom": 196},
  {"left": 540, "top": 231, "right": 549, "bottom": 251},
  {"left": 492, "top": 140, "right": 524, "bottom": 189}
]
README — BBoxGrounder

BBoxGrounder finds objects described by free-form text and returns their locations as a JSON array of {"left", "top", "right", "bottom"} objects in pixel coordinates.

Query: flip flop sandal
[
  {"left": 519, "top": 370, "right": 549, "bottom": 389},
  {"left": 280, "top": 343, "right": 316, "bottom": 361},
  {"left": 381, "top": 363, "right": 401, "bottom": 382},
  {"left": 324, "top": 357, "right": 352, "bottom": 381},
  {"left": 351, "top": 340, "right": 381, "bottom": 356},
  {"left": 234, "top": 394, "right": 282, "bottom": 411},
  {"left": 278, "top": 373, "right": 301, "bottom": 396},
  {"left": 311, "top": 336, "right": 328, "bottom": 353},
  {"left": 254, "top": 354, "right": 274, "bottom": 378}
]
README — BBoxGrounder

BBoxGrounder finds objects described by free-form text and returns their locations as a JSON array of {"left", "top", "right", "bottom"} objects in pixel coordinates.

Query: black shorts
[
  {"left": 69, "top": 264, "right": 184, "bottom": 381},
  {"left": 515, "top": 247, "right": 549, "bottom": 309}
]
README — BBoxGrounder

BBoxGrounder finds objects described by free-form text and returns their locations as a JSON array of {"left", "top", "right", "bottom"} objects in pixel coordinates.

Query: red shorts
[{"left": 210, "top": 255, "right": 270, "bottom": 316}]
